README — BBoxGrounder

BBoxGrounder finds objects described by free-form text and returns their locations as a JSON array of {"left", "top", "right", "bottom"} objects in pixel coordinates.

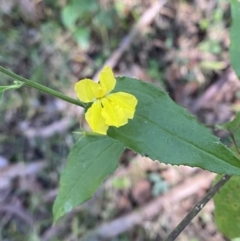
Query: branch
[{"left": 164, "top": 174, "right": 231, "bottom": 241}]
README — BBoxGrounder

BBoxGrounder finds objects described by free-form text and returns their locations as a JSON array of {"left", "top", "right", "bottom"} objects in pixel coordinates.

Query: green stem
[{"left": 0, "top": 66, "right": 85, "bottom": 108}]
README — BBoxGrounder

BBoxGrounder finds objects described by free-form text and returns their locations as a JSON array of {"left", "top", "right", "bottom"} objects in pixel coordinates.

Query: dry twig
[{"left": 164, "top": 174, "right": 231, "bottom": 241}]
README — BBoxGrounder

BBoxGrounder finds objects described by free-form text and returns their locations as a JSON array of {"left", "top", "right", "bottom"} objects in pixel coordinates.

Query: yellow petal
[
  {"left": 85, "top": 101, "right": 109, "bottom": 134},
  {"left": 101, "top": 97, "right": 128, "bottom": 127},
  {"left": 99, "top": 66, "right": 116, "bottom": 94},
  {"left": 75, "top": 79, "right": 104, "bottom": 103},
  {"left": 107, "top": 92, "right": 138, "bottom": 119}
]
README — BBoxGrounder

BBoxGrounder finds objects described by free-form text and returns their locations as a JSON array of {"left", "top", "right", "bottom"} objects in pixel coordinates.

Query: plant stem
[
  {"left": 164, "top": 174, "right": 231, "bottom": 241},
  {"left": 0, "top": 66, "right": 85, "bottom": 107}
]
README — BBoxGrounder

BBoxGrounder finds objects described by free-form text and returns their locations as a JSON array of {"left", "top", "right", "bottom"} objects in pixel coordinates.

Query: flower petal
[
  {"left": 101, "top": 97, "right": 128, "bottom": 127},
  {"left": 107, "top": 92, "right": 138, "bottom": 119},
  {"left": 75, "top": 79, "right": 101, "bottom": 103},
  {"left": 85, "top": 101, "right": 109, "bottom": 134},
  {"left": 99, "top": 66, "right": 116, "bottom": 94}
]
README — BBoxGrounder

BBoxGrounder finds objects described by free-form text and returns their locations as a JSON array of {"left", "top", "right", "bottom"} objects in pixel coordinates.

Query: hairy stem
[
  {"left": 0, "top": 66, "right": 85, "bottom": 107},
  {"left": 164, "top": 174, "right": 231, "bottom": 241}
]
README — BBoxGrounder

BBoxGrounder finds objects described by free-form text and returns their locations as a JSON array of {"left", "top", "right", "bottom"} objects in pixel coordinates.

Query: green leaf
[
  {"left": 53, "top": 135, "right": 124, "bottom": 222},
  {"left": 61, "top": 4, "right": 81, "bottom": 30},
  {"left": 222, "top": 112, "right": 240, "bottom": 133},
  {"left": 0, "top": 82, "right": 23, "bottom": 101},
  {"left": 221, "top": 112, "right": 240, "bottom": 153},
  {"left": 61, "top": 1, "right": 98, "bottom": 31},
  {"left": 73, "top": 28, "right": 90, "bottom": 49},
  {"left": 230, "top": 0, "right": 240, "bottom": 78},
  {"left": 108, "top": 77, "right": 240, "bottom": 175},
  {"left": 72, "top": 0, "right": 98, "bottom": 13},
  {"left": 214, "top": 175, "right": 240, "bottom": 239}
]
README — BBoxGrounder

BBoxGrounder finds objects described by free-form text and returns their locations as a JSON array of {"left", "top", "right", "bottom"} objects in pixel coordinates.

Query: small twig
[{"left": 164, "top": 174, "right": 231, "bottom": 241}]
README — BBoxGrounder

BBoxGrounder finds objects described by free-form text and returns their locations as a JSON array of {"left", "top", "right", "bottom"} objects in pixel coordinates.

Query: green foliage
[
  {"left": 221, "top": 112, "right": 240, "bottom": 153},
  {"left": 230, "top": 0, "right": 240, "bottom": 78},
  {"left": 0, "top": 86, "right": 9, "bottom": 100},
  {"left": 61, "top": 0, "right": 96, "bottom": 49},
  {"left": 53, "top": 134, "right": 124, "bottom": 222},
  {"left": 61, "top": 0, "right": 118, "bottom": 49},
  {"left": 73, "top": 28, "right": 90, "bottom": 50},
  {"left": 0, "top": 82, "right": 23, "bottom": 101},
  {"left": 61, "top": 0, "right": 98, "bottom": 30},
  {"left": 198, "top": 40, "right": 222, "bottom": 54},
  {"left": 53, "top": 77, "right": 240, "bottom": 222},
  {"left": 108, "top": 77, "right": 240, "bottom": 176},
  {"left": 232, "top": 238, "right": 240, "bottom": 241},
  {"left": 200, "top": 61, "right": 226, "bottom": 70},
  {"left": 214, "top": 175, "right": 240, "bottom": 239},
  {"left": 111, "top": 176, "right": 131, "bottom": 190}
]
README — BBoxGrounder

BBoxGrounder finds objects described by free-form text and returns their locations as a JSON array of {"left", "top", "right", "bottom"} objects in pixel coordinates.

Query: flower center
[{"left": 95, "top": 86, "right": 106, "bottom": 99}]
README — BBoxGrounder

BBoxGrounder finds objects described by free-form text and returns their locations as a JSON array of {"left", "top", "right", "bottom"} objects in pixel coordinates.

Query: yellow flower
[{"left": 74, "top": 66, "right": 138, "bottom": 135}]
